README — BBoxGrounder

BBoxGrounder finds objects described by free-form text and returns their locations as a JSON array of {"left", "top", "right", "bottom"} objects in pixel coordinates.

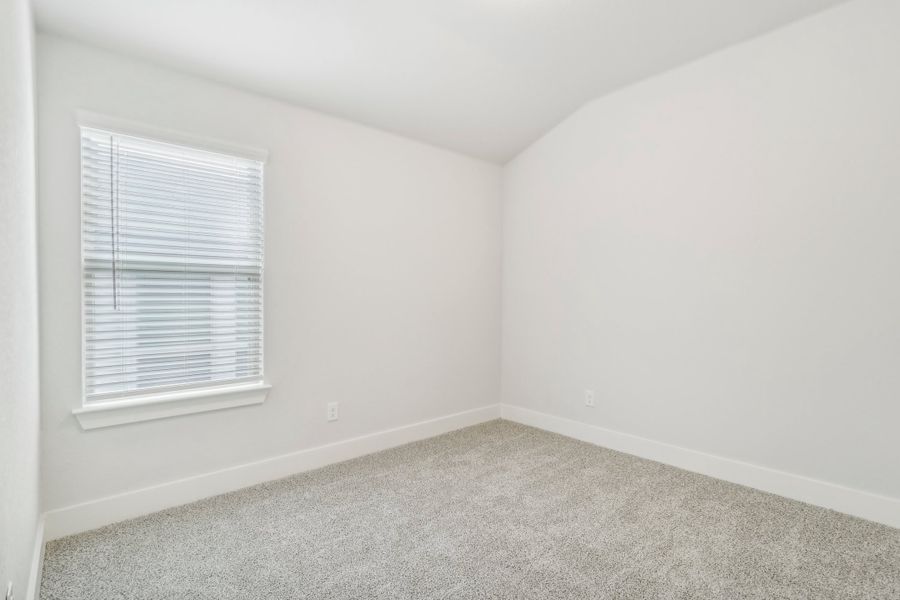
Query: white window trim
[
  {"left": 74, "top": 111, "right": 271, "bottom": 429},
  {"left": 73, "top": 382, "right": 272, "bottom": 430},
  {"left": 75, "top": 110, "right": 269, "bottom": 162}
]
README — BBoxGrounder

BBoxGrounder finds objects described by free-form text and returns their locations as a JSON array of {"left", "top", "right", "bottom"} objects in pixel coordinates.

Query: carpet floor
[{"left": 41, "top": 420, "right": 899, "bottom": 599}]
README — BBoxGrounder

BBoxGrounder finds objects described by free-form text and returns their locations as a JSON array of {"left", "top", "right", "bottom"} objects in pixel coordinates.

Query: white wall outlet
[
  {"left": 584, "top": 389, "right": 596, "bottom": 407},
  {"left": 326, "top": 402, "right": 339, "bottom": 422}
]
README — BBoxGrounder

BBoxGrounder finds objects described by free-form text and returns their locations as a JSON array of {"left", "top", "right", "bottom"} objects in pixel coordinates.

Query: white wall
[
  {"left": 37, "top": 35, "right": 501, "bottom": 512},
  {"left": 503, "top": 0, "right": 900, "bottom": 502},
  {"left": 0, "top": 0, "right": 41, "bottom": 594}
]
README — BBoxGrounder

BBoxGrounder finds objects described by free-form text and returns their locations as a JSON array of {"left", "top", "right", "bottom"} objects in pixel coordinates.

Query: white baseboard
[
  {"left": 43, "top": 404, "right": 501, "bottom": 541},
  {"left": 25, "top": 517, "right": 45, "bottom": 600},
  {"left": 40, "top": 401, "right": 898, "bottom": 544},
  {"left": 501, "top": 404, "right": 900, "bottom": 529}
]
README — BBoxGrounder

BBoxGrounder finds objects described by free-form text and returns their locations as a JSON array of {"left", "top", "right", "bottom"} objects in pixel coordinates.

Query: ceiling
[{"left": 33, "top": 0, "right": 848, "bottom": 163}]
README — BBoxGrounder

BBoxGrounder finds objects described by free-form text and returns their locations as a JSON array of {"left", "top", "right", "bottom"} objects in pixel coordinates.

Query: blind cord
[{"left": 109, "top": 134, "right": 119, "bottom": 310}]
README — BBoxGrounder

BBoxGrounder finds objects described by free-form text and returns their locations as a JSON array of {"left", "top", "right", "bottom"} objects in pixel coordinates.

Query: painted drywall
[
  {"left": 502, "top": 0, "right": 900, "bottom": 502},
  {"left": 0, "top": 0, "right": 41, "bottom": 594},
  {"left": 37, "top": 34, "right": 501, "bottom": 512}
]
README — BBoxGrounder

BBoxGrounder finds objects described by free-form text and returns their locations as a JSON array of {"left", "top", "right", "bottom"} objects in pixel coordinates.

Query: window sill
[{"left": 72, "top": 382, "right": 271, "bottom": 430}]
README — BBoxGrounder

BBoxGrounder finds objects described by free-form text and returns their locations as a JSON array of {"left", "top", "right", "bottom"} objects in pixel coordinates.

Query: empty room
[{"left": 2, "top": 0, "right": 899, "bottom": 598}]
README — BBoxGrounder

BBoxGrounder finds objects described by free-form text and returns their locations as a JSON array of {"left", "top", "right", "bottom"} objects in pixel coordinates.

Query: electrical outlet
[
  {"left": 327, "top": 402, "right": 339, "bottom": 422},
  {"left": 584, "top": 389, "right": 595, "bottom": 407}
]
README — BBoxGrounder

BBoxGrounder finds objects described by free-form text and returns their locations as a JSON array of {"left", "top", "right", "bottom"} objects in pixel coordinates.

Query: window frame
[{"left": 74, "top": 111, "right": 270, "bottom": 429}]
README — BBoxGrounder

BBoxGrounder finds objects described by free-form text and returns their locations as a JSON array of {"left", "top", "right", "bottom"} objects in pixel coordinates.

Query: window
[{"left": 81, "top": 127, "right": 264, "bottom": 403}]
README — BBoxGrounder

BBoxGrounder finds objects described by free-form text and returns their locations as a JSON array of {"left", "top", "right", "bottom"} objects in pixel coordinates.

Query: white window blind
[{"left": 81, "top": 127, "right": 264, "bottom": 402}]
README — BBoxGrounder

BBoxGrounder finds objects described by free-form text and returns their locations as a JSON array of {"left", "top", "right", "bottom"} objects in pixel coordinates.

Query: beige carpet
[{"left": 41, "top": 420, "right": 900, "bottom": 599}]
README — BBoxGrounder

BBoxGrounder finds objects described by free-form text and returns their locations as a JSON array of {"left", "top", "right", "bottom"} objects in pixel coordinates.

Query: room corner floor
[{"left": 40, "top": 420, "right": 900, "bottom": 599}]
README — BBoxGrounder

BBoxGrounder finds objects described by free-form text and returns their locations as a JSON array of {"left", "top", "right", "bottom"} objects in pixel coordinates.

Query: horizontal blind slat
[{"left": 87, "top": 340, "right": 262, "bottom": 356}]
